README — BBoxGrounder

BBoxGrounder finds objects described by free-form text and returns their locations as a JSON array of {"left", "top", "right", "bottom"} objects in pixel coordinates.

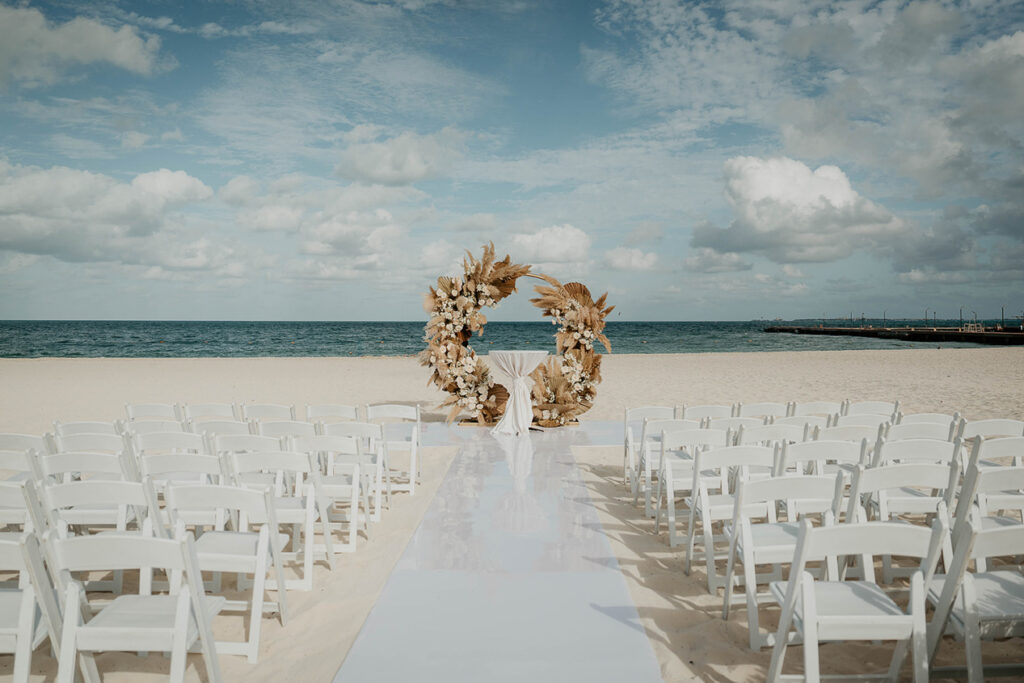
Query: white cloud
[
  {"left": 0, "top": 5, "right": 163, "bottom": 86},
  {"left": 510, "top": 224, "right": 592, "bottom": 266},
  {"left": 684, "top": 247, "right": 752, "bottom": 273},
  {"left": 0, "top": 160, "right": 213, "bottom": 264},
  {"left": 692, "top": 156, "right": 904, "bottom": 263},
  {"left": 120, "top": 131, "right": 150, "bottom": 149},
  {"left": 604, "top": 246, "right": 657, "bottom": 271},
  {"left": 335, "top": 128, "right": 465, "bottom": 185},
  {"left": 49, "top": 134, "right": 113, "bottom": 159}
]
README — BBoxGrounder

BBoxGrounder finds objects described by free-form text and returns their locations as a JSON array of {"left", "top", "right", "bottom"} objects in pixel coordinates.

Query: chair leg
[
  {"left": 801, "top": 573, "right": 820, "bottom": 683},
  {"left": 702, "top": 516, "right": 718, "bottom": 592},
  {"left": 408, "top": 448, "right": 417, "bottom": 496},
  {"left": 684, "top": 505, "right": 698, "bottom": 575},
  {"left": 12, "top": 585, "right": 35, "bottom": 683},
  {"left": 248, "top": 561, "right": 266, "bottom": 663},
  {"left": 962, "top": 577, "right": 983, "bottom": 683},
  {"left": 743, "top": 553, "right": 764, "bottom": 650},
  {"left": 169, "top": 592, "right": 191, "bottom": 683},
  {"left": 57, "top": 587, "right": 80, "bottom": 683}
]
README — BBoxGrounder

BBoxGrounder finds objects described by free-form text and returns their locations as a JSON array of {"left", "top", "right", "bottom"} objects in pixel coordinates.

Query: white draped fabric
[{"left": 490, "top": 350, "right": 547, "bottom": 436}]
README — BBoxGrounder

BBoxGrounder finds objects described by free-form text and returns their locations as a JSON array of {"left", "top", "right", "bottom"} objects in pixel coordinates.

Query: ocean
[{"left": 0, "top": 319, "right": 998, "bottom": 358}]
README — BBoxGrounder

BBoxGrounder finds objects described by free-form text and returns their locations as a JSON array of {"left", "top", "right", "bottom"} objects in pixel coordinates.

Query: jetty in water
[{"left": 764, "top": 325, "right": 1024, "bottom": 346}]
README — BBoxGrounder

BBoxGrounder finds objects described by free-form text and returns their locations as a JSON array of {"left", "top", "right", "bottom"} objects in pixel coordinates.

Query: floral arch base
[{"left": 420, "top": 243, "right": 613, "bottom": 428}]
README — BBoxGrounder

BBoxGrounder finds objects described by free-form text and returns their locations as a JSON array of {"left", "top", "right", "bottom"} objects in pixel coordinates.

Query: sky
[{"left": 0, "top": 0, "right": 1022, "bottom": 322}]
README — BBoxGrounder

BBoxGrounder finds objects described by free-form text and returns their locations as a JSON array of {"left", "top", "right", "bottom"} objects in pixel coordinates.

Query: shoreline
[{"left": 2, "top": 348, "right": 1021, "bottom": 434}]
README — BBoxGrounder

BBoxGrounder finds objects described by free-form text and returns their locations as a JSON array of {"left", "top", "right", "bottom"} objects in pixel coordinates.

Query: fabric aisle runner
[{"left": 333, "top": 421, "right": 662, "bottom": 682}]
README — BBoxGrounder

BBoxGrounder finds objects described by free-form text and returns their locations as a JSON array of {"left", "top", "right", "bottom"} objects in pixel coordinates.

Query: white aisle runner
[{"left": 333, "top": 422, "right": 662, "bottom": 682}]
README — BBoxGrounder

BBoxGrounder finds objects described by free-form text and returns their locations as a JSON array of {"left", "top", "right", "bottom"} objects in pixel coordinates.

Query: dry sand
[{"left": 1, "top": 348, "right": 1022, "bottom": 681}]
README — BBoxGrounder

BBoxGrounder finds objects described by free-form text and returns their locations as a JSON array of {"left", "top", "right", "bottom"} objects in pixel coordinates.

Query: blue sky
[{"left": 0, "top": 0, "right": 1022, "bottom": 321}]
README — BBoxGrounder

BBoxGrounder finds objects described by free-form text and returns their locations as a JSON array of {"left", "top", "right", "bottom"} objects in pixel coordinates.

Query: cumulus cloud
[
  {"left": 692, "top": 156, "right": 905, "bottom": 263},
  {"left": 0, "top": 5, "right": 163, "bottom": 86},
  {"left": 510, "top": 224, "right": 592, "bottom": 266},
  {"left": 604, "top": 246, "right": 657, "bottom": 271},
  {"left": 684, "top": 247, "right": 752, "bottom": 273},
  {"left": 0, "top": 160, "right": 212, "bottom": 264},
  {"left": 335, "top": 128, "right": 465, "bottom": 185}
]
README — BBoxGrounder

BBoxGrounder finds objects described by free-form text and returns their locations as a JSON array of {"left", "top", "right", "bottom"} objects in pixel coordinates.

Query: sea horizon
[{"left": 0, "top": 319, "right": 1006, "bottom": 359}]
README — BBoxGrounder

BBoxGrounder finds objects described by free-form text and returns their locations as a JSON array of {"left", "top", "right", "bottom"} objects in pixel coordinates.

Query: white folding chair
[
  {"left": 291, "top": 434, "right": 367, "bottom": 553},
  {"left": 129, "top": 431, "right": 210, "bottom": 492},
  {"left": 722, "top": 473, "right": 841, "bottom": 650},
  {"left": 623, "top": 406, "right": 675, "bottom": 489},
  {"left": 814, "top": 423, "right": 885, "bottom": 447},
  {"left": 896, "top": 411, "right": 961, "bottom": 426},
  {"left": 125, "top": 403, "right": 181, "bottom": 421},
  {"left": 843, "top": 399, "right": 900, "bottom": 419},
  {"left": 832, "top": 413, "right": 892, "bottom": 429},
  {"left": 651, "top": 428, "right": 732, "bottom": 524},
  {"left": 45, "top": 531, "right": 222, "bottom": 683},
  {"left": 926, "top": 515, "right": 1024, "bottom": 682},
  {"left": 736, "top": 402, "right": 789, "bottom": 420},
  {"left": 707, "top": 416, "right": 765, "bottom": 435},
  {"left": 846, "top": 462, "right": 958, "bottom": 582},
  {"left": 0, "top": 534, "right": 50, "bottom": 683},
  {"left": 0, "top": 482, "right": 35, "bottom": 533},
  {"left": 0, "top": 434, "right": 52, "bottom": 458},
  {"left": 321, "top": 422, "right": 389, "bottom": 521},
  {"left": 789, "top": 401, "right": 843, "bottom": 418},
  {"left": 773, "top": 415, "right": 829, "bottom": 432},
  {"left": 677, "top": 404, "right": 734, "bottom": 420},
  {"left": 122, "top": 420, "right": 186, "bottom": 435},
  {"left": 17, "top": 534, "right": 65, "bottom": 681},
  {"left": 0, "top": 448, "right": 35, "bottom": 482},
  {"left": 682, "top": 444, "right": 777, "bottom": 591},
  {"left": 957, "top": 418, "right": 1024, "bottom": 441},
  {"left": 257, "top": 420, "right": 317, "bottom": 439},
  {"left": 227, "top": 449, "right": 334, "bottom": 591},
  {"left": 736, "top": 423, "right": 808, "bottom": 448},
  {"left": 53, "top": 421, "right": 120, "bottom": 437},
  {"left": 188, "top": 419, "right": 253, "bottom": 437},
  {"left": 365, "top": 403, "right": 420, "bottom": 496},
  {"left": 632, "top": 418, "right": 701, "bottom": 509},
  {"left": 767, "top": 518, "right": 946, "bottom": 682},
  {"left": 164, "top": 484, "right": 288, "bottom": 663},
  {"left": 306, "top": 404, "right": 359, "bottom": 425},
  {"left": 179, "top": 403, "right": 239, "bottom": 422},
  {"left": 885, "top": 420, "right": 955, "bottom": 442},
  {"left": 240, "top": 403, "right": 296, "bottom": 421},
  {"left": 952, "top": 438, "right": 1024, "bottom": 566},
  {"left": 871, "top": 437, "right": 960, "bottom": 468}
]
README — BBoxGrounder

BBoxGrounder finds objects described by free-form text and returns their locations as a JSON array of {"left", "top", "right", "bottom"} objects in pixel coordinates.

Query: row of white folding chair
[
  {"left": 721, "top": 442, "right": 975, "bottom": 654},
  {"left": 652, "top": 428, "right": 788, "bottom": 538},
  {"left": 127, "top": 401, "right": 422, "bottom": 426},
  {"left": 726, "top": 465, "right": 952, "bottom": 662},
  {"left": 760, "top": 502, "right": 1024, "bottom": 682},
  {"left": 4, "top": 475, "right": 225, "bottom": 680},
  {"left": 23, "top": 529, "right": 223, "bottom": 683},
  {"left": 28, "top": 472, "right": 291, "bottom": 665},
  {"left": 644, "top": 423, "right": 809, "bottom": 524},
  {"left": 31, "top": 432, "right": 340, "bottom": 591}
]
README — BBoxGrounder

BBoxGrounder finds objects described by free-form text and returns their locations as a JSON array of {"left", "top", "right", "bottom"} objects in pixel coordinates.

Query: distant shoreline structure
[{"left": 765, "top": 324, "right": 1024, "bottom": 346}]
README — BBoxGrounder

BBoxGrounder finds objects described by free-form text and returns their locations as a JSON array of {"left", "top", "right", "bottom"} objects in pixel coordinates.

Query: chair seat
[
  {"left": 194, "top": 530, "right": 283, "bottom": 571},
  {"left": 770, "top": 579, "right": 911, "bottom": 640},
  {"left": 77, "top": 594, "right": 225, "bottom": 651},
  {"left": 929, "top": 570, "right": 1024, "bottom": 625},
  {"left": 739, "top": 522, "right": 802, "bottom": 561}
]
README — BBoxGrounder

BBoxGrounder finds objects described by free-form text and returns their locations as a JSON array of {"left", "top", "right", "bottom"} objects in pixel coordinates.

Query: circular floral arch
[{"left": 420, "top": 243, "right": 613, "bottom": 427}]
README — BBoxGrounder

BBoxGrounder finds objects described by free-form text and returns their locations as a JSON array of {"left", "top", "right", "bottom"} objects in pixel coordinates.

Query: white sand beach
[{"left": 2, "top": 348, "right": 1022, "bottom": 681}]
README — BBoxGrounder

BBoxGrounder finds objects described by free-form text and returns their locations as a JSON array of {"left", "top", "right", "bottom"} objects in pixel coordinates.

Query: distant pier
[{"left": 764, "top": 325, "right": 1024, "bottom": 346}]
